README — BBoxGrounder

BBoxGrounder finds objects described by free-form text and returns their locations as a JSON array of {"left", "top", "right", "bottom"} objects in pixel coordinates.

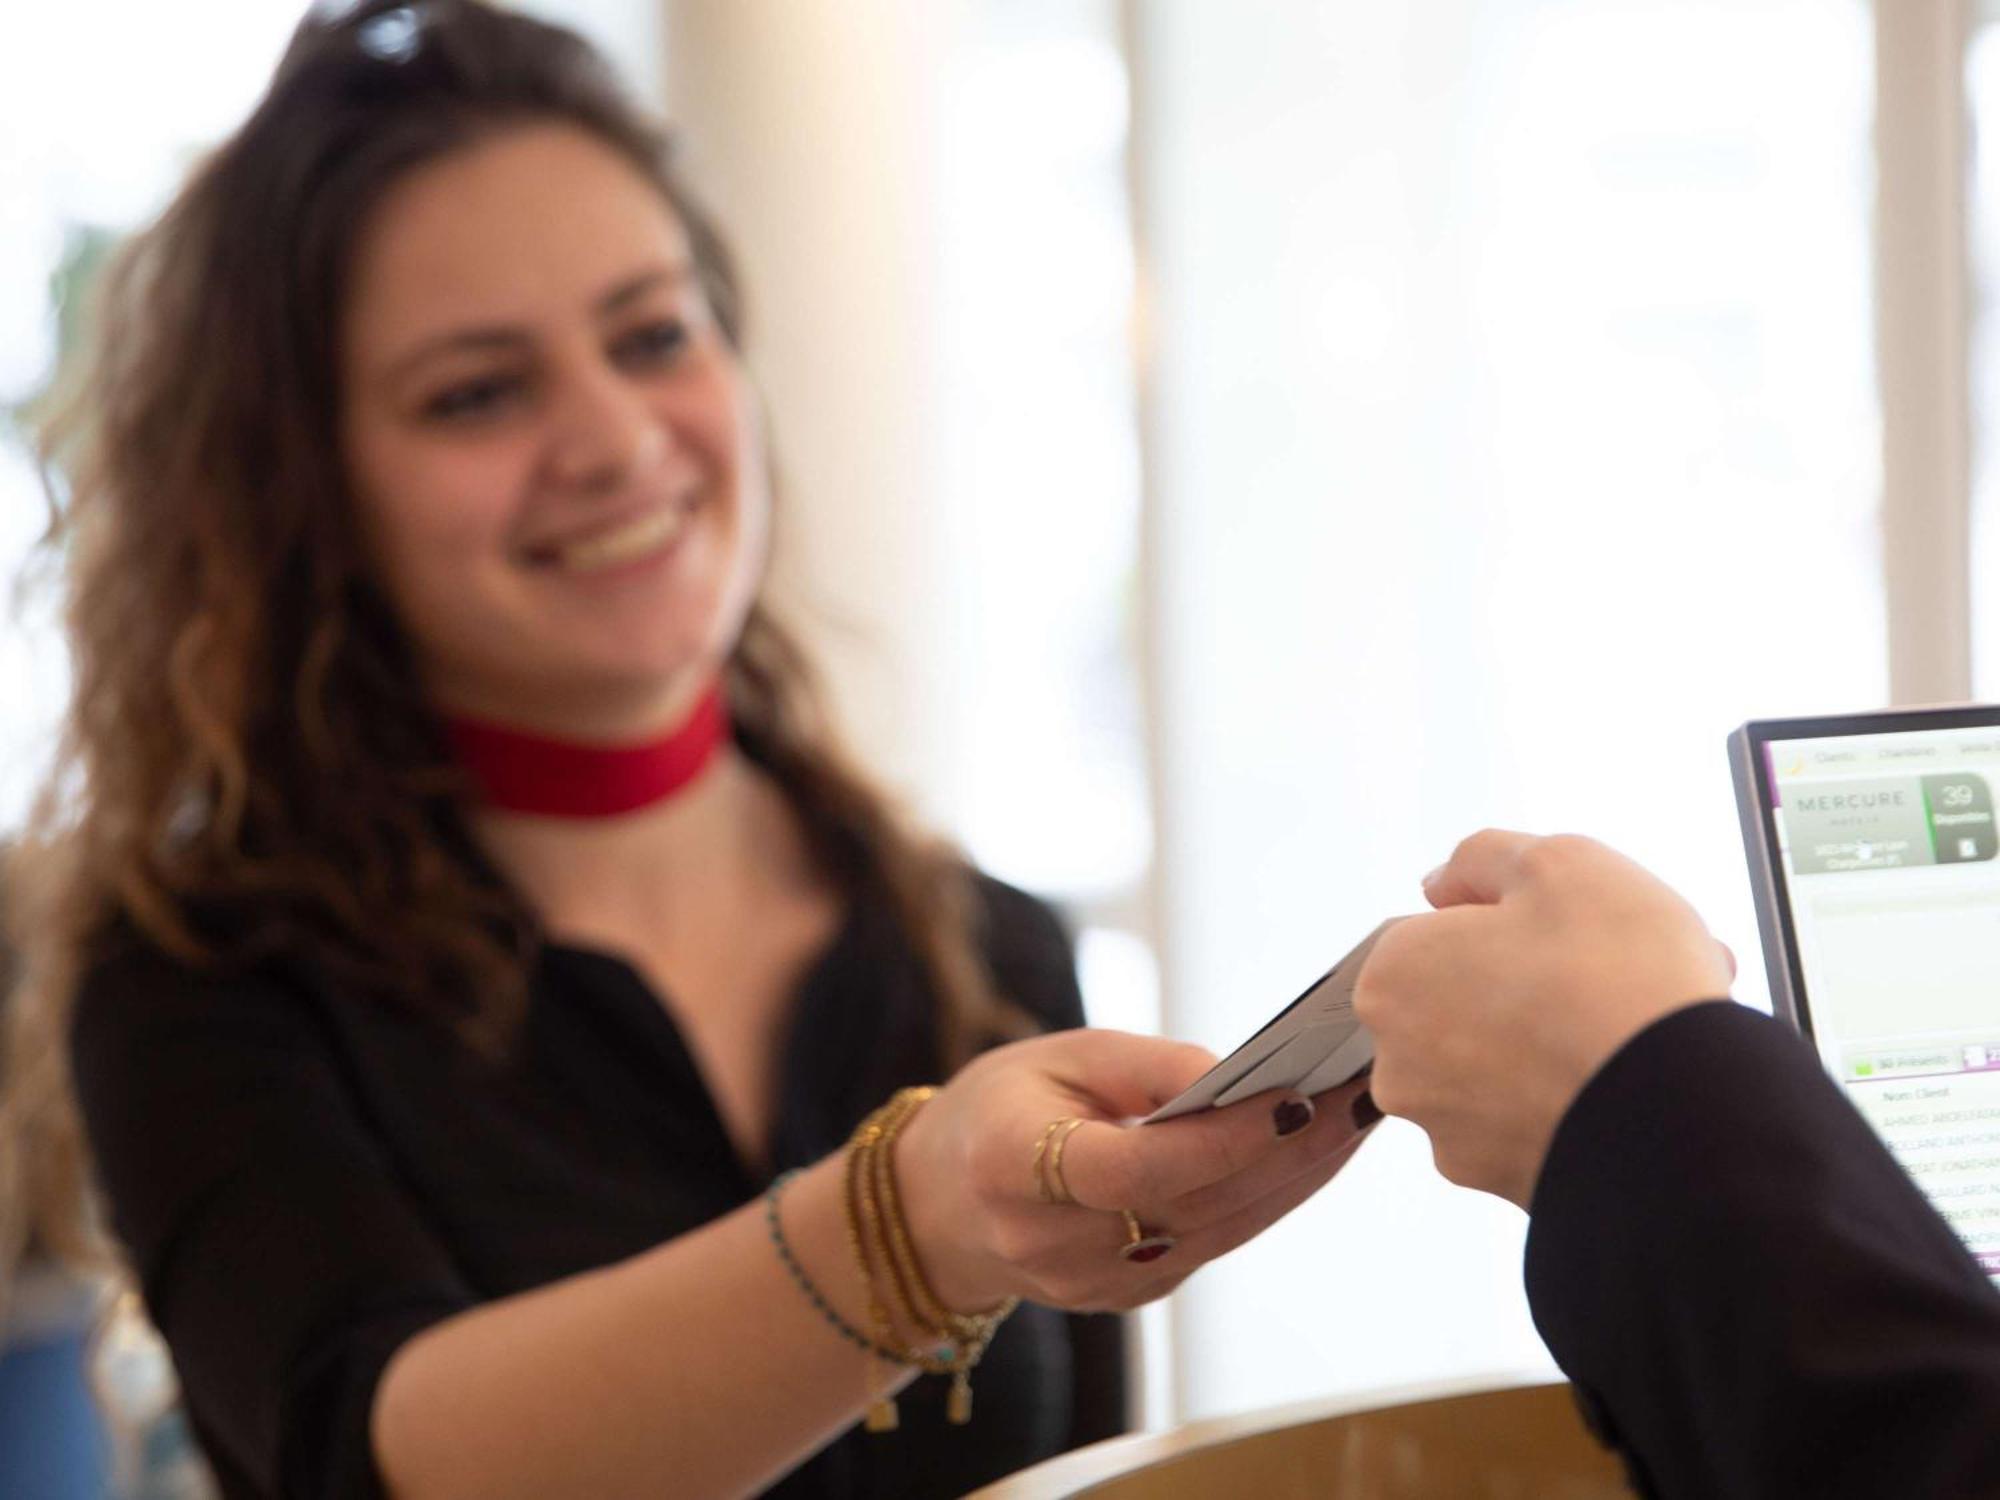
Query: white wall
[
  {"left": 658, "top": 2, "right": 966, "bottom": 818},
  {"left": 656, "top": 4, "right": 1151, "bottom": 903}
]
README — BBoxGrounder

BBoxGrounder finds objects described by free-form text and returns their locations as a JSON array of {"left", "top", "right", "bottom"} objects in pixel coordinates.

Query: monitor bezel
[{"left": 1733, "top": 702, "right": 2000, "bottom": 1044}]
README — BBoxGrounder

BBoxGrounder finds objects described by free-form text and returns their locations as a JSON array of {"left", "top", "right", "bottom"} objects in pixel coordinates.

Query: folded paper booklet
[{"left": 1143, "top": 919, "right": 1401, "bottom": 1124}]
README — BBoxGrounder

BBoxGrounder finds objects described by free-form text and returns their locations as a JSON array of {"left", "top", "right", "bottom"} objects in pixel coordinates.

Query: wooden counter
[{"left": 967, "top": 1375, "right": 1634, "bottom": 1499}]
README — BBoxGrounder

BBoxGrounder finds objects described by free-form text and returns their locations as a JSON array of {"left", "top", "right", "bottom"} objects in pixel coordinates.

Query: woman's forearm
[
  {"left": 370, "top": 1152, "right": 917, "bottom": 1500},
  {"left": 366, "top": 1027, "right": 1366, "bottom": 1499}
]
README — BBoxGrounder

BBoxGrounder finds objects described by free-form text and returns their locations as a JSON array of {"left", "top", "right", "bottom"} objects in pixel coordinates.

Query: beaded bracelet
[{"left": 765, "top": 1169, "right": 906, "bottom": 1364}]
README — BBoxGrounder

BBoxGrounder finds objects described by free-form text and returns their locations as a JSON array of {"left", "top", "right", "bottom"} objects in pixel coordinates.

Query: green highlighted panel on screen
[{"left": 1780, "top": 774, "right": 1998, "bottom": 874}]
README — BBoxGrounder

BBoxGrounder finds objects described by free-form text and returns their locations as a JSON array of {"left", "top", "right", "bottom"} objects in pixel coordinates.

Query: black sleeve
[
  {"left": 1525, "top": 1000, "right": 2000, "bottom": 1500},
  {"left": 972, "top": 874, "right": 1133, "bottom": 1445},
  {"left": 71, "top": 948, "right": 476, "bottom": 1499}
]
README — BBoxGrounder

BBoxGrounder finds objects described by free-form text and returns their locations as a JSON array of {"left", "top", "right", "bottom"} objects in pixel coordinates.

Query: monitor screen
[{"left": 1739, "top": 710, "right": 2000, "bottom": 1277}]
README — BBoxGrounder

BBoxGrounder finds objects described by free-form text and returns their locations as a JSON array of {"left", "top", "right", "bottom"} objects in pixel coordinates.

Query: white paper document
[{"left": 1143, "top": 919, "right": 1401, "bottom": 1124}]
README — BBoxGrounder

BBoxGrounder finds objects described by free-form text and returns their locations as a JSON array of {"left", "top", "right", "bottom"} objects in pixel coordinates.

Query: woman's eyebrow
[
  {"left": 385, "top": 327, "right": 528, "bottom": 385},
  {"left": 596, "top": 261, "right": 692, "bottom": 316},
  {"left": 382, "top": 262, "right": 694, "bottom": 383}
]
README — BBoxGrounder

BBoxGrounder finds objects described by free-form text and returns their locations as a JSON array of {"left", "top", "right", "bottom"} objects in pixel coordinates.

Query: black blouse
[{"left": 71, "top": 874, "right": 1126, "bottom": 1500}]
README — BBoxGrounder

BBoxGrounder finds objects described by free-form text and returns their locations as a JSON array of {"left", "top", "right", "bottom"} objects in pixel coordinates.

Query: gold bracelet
[
  {"left": 873, "top": 1096, "right": 1012, "bottom": 1345},
  {"left": 840, "top": 1086, "right": 1018, "bottom": 1428},
  {"left": 863, "top": 1092, "right": 961, "bottom": 1362},
  {"left": 869, "top": 1086, "right": 1019, "bottom": 1425},
  {"left": 843, "top": 1104, "right": 906, "bottom": 1431},
  {"left": 844, "top": 1090, "right": 941, "bottom": 1431},
  {"left": 868, "top": 1090, "right": 950, "bottom": 1335}
]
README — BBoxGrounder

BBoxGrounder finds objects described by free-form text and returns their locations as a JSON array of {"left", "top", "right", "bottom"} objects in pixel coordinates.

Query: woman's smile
[{"left": 524, "top": 490, "right": 705, "bottom": 575}]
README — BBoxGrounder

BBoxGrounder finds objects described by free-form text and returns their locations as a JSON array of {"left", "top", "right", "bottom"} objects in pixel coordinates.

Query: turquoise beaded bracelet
[{"left": 765, "top": 1168, "right": 906, "bottom": 1363}]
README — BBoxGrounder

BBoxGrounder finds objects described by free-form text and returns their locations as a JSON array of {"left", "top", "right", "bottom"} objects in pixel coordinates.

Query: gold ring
[
  {"left": 1117, "top": 1208, "right": 1177, "bottom": 1264},
  {"left": 1033, "top": 1117, "right": 1087, "bottom": 1204},
  {"left": 1031, "top": 1120, "right": 1064, "bottom": 1202}
]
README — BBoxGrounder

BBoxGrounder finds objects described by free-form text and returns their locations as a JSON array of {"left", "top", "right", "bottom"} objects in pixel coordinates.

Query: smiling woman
[
  {"left": 0, "top": 4, "right": 1373, "bottom": 1499},
  {"left": 339, "top": 125, "right": 768, "bottom": 740}
]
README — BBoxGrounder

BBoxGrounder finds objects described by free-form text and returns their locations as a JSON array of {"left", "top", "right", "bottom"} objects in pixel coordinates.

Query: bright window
[{"left": 1136, "top": 0, "right": 1879, "bottom": 1417}]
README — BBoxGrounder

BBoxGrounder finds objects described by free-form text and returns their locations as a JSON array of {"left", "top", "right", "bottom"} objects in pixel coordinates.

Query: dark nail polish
[
  {"left": 1351, "top": 1090, "right": 1384, "bottom": 1131},
  {"left": 1125, "top": 1241, "right": 1174, "bottom": 1264},
  {"left": 1273, "top": 1098, "right": 1314, "bottom": 1137}
]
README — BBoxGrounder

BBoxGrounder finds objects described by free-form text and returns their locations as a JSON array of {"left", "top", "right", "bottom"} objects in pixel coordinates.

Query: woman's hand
[
  {"left": 1354, "top": 829, "right": 1736, "bottom": 1209},
  {"left": 895, "top": 1029, "right": 1377, "bottom": 1314}
]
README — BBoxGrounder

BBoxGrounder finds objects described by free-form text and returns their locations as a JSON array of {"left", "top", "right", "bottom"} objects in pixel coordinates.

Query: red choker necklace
[{"left": 445, "top": 683, "right": 730, "bottom": 818}]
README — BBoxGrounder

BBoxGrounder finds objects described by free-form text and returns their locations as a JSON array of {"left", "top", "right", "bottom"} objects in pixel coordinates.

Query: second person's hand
[{"left": 1355, "top": 830, "right": 1736, "bottom": 1209}]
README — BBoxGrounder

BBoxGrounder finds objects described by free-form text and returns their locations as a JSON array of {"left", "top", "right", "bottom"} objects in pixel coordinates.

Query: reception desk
[{"left": 968, "top": 1376, "right": 1634, "bottom": 1499}]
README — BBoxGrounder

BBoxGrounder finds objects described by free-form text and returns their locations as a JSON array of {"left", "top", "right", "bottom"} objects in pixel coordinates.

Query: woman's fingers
[
  {"left": 1033, "top": 1126, "right": 1374, "bottom": 1312},
  {"left": 1069, "top": 1132, "right": 1371, "bottom": 1309},
  {"left": 996, "top": 1077, "right": 1385, "bottom": 1312},
  {"left": 1158, "top": 1074, "right": 1376, "bottom": 1228},
  {"left": 939, "top": 1028, "right": 1388, "bottom": 1311},
  {"left": 1036, "top": 1028, "right": 1221, "bottom": 1119},
  {"left": 1165, "top": 1128, "right": 1369, "bottom": 1268},
  {"left": 1055, "top": 1084, "right": 1320, "bottom": 1211}
]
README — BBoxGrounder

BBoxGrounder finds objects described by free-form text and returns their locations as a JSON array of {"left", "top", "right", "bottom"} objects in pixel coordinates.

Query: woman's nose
[{"left": 545, "top": 364, "right": 667, "bottom": 493}]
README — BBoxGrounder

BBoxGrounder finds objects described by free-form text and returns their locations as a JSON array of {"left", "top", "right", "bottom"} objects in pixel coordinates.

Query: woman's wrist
[
  {"left": 886, "top": 1090, "right": 1009, "bottom": 1316},
  {"left": 766, "top": 1157, "right": 914, "bottom": 1350}
]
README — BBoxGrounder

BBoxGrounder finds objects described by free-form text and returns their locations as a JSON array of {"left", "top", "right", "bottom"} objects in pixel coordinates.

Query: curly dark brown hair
[{"left": 0, "top": 0, "right": 1029, "bottom": 1295}]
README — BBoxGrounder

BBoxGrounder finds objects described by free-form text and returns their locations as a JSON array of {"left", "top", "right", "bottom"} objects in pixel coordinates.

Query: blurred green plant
[{"left": 3, "top": 223, "right": 120, "bottom": 454}]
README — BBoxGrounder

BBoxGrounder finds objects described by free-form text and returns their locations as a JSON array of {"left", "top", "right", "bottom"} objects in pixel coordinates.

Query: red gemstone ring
[{"left": 1118, "top": 1208, "right": 1177, "bottom": 1264}]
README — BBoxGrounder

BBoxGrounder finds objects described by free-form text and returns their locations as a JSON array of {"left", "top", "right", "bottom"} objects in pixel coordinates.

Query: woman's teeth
[{"left": 551, "top": 507, "right": 691, "bottom": 572}]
